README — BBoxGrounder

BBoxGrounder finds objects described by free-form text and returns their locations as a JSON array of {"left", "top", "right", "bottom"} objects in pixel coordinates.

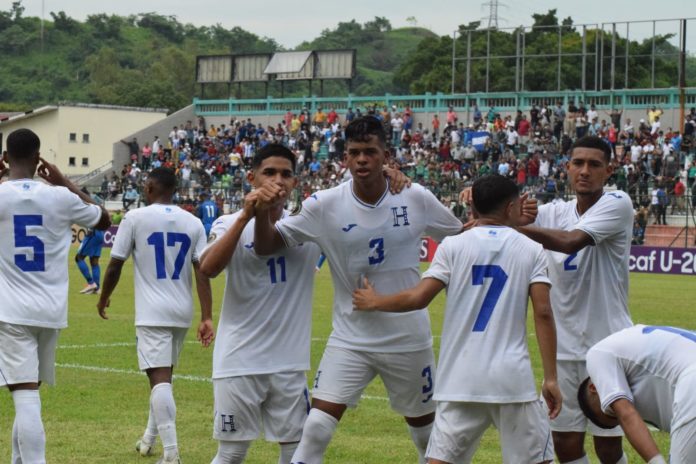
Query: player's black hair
[
  {"left": 251, "top": 143, "right": 296, "bottom": 171},
  {"left": 577, "top": 377, "right": 615, "bottom": 429},
  {"left": 7, "top": 128, "right": 40, "bottom": 160},
  {"left": 472, "top": 175, "right": 519, "bottom": 215},
  {"left": 570, "top": 136, "right": 612, "bottom": 163},
  {"left": 148, "top": 167, "right": 178, "bottom": 193},
  {"left": 345, "top": 116, "right": 387, "bottom": 147}
]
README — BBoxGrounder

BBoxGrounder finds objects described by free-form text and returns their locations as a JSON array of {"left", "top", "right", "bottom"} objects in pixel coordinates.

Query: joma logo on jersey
[
  {"left": 391, "top": 206, "right": 410, "bottom": 227},
  {"left": 220, "top": 414, "right": 236, "bottom": 432}
]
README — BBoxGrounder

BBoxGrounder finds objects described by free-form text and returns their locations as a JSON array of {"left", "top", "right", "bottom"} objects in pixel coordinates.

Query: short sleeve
[
  {"left": 586, "top": 347, "right": 634, "bottom": 414},
  {"left": 204, "top": 216, "right": 230, "bottom": 252},
  {"left": 530, "top": 245, "right": 551, "bottom": 286},
  {"left": 421, "top": 188, "right": 462, "bottom": 242},
  {"left": 110, "top": 212, "right": 135, "bottom": 261},
  {"left": 191, "top": 221, "right": 207, "bottom": 262},
  {"left": 575, "top": 193, "right": 634, "bottom": 245},
  {"left": 60, "top": 187, "right": 101, "bottom": 228},
  {"left": 275, "top": 195, "right": 323, "bottom": 247},
  {"left": 422, "top": 238, "right": 452, "bottom": 286}
]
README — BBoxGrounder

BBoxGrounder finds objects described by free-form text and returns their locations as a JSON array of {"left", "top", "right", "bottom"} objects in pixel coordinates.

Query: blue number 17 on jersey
[{"left": 471, "top": 265, "right": 508, "bottom": 332}]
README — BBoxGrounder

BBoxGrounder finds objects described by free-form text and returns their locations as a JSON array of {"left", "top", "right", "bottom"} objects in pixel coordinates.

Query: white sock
[
  {"left": 278, "top": 442, "right": 299, "bottom": 464},
  {"left": 12, "top": 389, "right": 46, "bottom": 464},
  {"left": 210, "top": 440, "right": 251, "bottom": 464},
  {"left": 12, "top": 418, "right": 21, "bottom": 464},
  {"left": 151, "top": 383, "right": 178, "bottom": 460},
  {"left": 613, "top": 453, "right": 628, "bottom": 464},
  {"left": 143, "top": 400, "right": 158, "bottom": 445},
  {"left": 290, "top": 409, "right": 338, "bottom": 464},
  {"left": 561, "top": 456, "right": 590, "bottom": 464},
  {"left": 408, "top": 423, "right": 432, "bottom": 464}
]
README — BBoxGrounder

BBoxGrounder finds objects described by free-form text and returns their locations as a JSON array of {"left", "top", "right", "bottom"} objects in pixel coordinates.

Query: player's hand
[
  {"left": 353, "top": 277, "right": 379, "bottom": 311},
  {"left": 459, "top": 187, "right": 472, "bottom": 206},
  {"left": 37, "top": 157, "right": 68, "bottom": 186},
  {"left": 197, "top": 319, "right": 215, "bottom": 347},
  {"left": 517, "top": 193, "right": 538, "bottom": 226},
  {"left": 97, "top": 298, "right": 110, "bottom": 320},
  {"left": 240, "top": 190, "right": 259, "bottom": 221},
  {"left": 383, "top": 166, "right": 411, "bottom": 194},
  {"left": 253, "top": 181, "right": 287, "bottom": 212},
  {"left": 541, "top": 378, "right": 562, "bottom": 420}
]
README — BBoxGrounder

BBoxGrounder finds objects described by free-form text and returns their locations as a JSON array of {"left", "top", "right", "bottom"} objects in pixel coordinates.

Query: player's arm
[
  {"left": 529, "top": 282, "right": 561, "bottom": 419},
  {"left": 353, "top": 277, "right": 444, "bottom": 312},
  {"left": 193, "top": 261, "right": 214, "bottom": 347},
  {"left": 516, "top": 226, "right": 593, "bottom": 254},
  {"left": 37, "top": 157, "right": 111, "bottom": 230},
  {"left": 97, "top": 257, "right": 125, "bottom": 320},
  {"left": 382, "top": 165, "right": 411, "bottom": 194},
  {"left": 610, "top": 398, "right": 663, "bottom": 463},
  {"left": 253, "top": 183, "right": 288, "bottom": 255},
  {"left": 199, "top": 192, "right": 257, "bottom": 278}
]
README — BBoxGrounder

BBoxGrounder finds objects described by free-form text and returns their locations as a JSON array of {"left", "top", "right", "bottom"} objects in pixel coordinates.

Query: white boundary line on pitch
[{"left": 55, "top": 363, "right": 390, "bottom": 402}]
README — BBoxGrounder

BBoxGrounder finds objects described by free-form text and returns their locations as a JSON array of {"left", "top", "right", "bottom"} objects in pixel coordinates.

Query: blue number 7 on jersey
[{"left": 471, "top": 265, "right": 508, "bottom": 332}]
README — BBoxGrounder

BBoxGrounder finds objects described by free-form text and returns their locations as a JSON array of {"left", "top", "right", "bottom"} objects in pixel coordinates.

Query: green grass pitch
[{"left": 0, "top": 248, "right": 690, "bottom": 463}]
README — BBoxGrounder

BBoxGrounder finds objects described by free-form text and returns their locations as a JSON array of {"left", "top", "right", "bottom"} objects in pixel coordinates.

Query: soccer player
[
  {"left": 198, "top": 144, "right": 322, "bottom": 464},
  {"left": 75, "top": 226, "right": 105, "bottom": 294},
  {"left": 197, "top": 192, "right": 220, "bottom": 237},
  {"left": 97, "top": 167, "right": 214, "bottom": 464},
  {"left": 579, "top": 325, "right": 696, "bottom": 464},
  {"left": 518, "top": 135, "right": 634, "bottom": 464},
  {"left": 353, "top": 174, "right": 560, "bottom": 464},
  {"left": 253, "top": 116, "right": 464, "bottom": 464},
  {"left": 0, "top": 128, "right": 110, "bottom": 463}
]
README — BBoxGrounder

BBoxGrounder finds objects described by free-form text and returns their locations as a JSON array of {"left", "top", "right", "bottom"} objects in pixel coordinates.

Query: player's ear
[{"left": 246, "top": 169, "right": 255, "bottom": 183}]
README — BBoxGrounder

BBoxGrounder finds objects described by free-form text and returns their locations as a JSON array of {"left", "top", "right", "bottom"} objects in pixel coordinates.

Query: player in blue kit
[
  {"left": 197, "top": 192, "right": 220, "bottom": 237},
  {"left": 75, "top": 227, "right": 105, "bottom": 294}
]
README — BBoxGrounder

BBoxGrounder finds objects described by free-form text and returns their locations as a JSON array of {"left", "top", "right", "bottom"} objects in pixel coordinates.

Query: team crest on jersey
[{"left": 392, "top": 206, "right": 410, "bottom": 227}]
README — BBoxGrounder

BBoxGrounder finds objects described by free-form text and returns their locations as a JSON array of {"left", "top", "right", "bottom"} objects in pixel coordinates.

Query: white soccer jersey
[
  {"left": 424, "top": 226, "right": 551, "bottom": 402},
  {"left": 534, "top": 191, "right": 634, "bottom": 360},
  {"left": 275, "top": 181, "right": 462, "bottom": 353},
  {"left": 111, "top": 204, "right": 206, "bottom": 328},
  {"left": 0, "top": 180, "right": 101, "bottom": 329},
  {"left": 587, "top": 325, "right": 696, "bottom": 432},
  {"left": 208, "top": 211, "right": 321, "bottom": 378}
]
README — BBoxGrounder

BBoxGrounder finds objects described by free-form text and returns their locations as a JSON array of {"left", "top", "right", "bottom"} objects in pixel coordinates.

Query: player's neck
[
  {"left": 575, "top": 191, "right": 602, "bottom": 215},
  {"left": 150, "top": 196, "right": 173, "bottom": 205},
  {"left": 476, "top": 216, "right": 508, "bottom": 227},
  {"left": 8, "top": 165, "right": 35, "bottom": 180},
  {"left": 352, "top": 177, "right": 388, "bottom": 205}
]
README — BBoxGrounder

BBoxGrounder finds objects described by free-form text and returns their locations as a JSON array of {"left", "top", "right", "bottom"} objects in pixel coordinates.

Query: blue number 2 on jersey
[
  {"left": 563, "top": 252, "right": 578, "bottom": 271},
  {"left": 471, "top": 265, "right": 508, "bottom": 332},
  {"left": 14, "top": 215, "right": 46, "bottom": 272},
  {"left": 147, "top": 232, "right": 191, "bottom": 280}
]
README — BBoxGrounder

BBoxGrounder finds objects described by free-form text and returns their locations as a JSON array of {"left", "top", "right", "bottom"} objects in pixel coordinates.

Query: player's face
[
  {"left": 344, "top": 135, "right": 387, "bottom": 183},
  {"left": 248, "top": 156, "right": 297, "bottom": 195},
  {"left": 567, "top": 148, "right": 613, "bottom": 196}
]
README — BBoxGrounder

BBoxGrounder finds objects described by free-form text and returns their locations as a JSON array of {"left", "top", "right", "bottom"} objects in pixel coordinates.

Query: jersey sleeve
[
  {"left": 421, "top": 188, "right": 463, "bottom": 242},
  {"left": 60, "top": 187, "right": 102, "bottom": 228},
  {"left": 191, "top": 221, "right": 207, "bottom": 263},
  {"left": 586, "top": 347, "right": 634, "bottom": 414},
  {"left": 275, "top": 196, "right": 323, "bottom": 247},
  {"left": 110, "top": 212, "right": 135, "bottom": 261},
  {"left": 530, "top": 244, "right": 551, "bottom": 286},
  {"left": 574, "top": 193, "right": 634, "bottom": 245},
  {"left": 422, "top": 238, "right": 452, "bottom": 286},
  {"left": 204, "top": 216, "right": 229, "bottom": 251}
]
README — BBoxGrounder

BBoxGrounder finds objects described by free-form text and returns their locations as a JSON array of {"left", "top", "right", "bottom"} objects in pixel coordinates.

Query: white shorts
[
  {"left": 0, "top": 322, "right": 59, "bottom": 387},
  {"left": 426, "top": 400, "right": 554, "bottom": 464},
  {"left": 549, "top": 360, "right": 623, "bottom": 437},
  {"left": 213, "top": 371, "right": 309, "bottom": 442},
  {"left": 135, "top": 326, "right": 188, "bottom": 371},
  {"left": 312, "top": 345, "right": 436, "bottom": 417},
  {"left": 671, "top": 369, "right": 696, "bottom": 463}
]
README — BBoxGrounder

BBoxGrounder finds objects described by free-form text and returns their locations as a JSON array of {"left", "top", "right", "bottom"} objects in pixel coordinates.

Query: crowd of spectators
[{"left": 99, "top": 102, "right": 696, "bottom": 242}]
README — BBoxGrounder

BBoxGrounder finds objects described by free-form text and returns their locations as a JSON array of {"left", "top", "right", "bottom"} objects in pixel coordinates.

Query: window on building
[
  {"left": 69, "top": 133, "right": 77, "bottom": 142},
  {"left": 82, "top": 133, "right": 90, "bottom": 143},
  {"left": 68, "top": 157, "right": 76, "bottom": 166},
  {"left": 81, "top": 157, "right": 89, "bottom": 167}
]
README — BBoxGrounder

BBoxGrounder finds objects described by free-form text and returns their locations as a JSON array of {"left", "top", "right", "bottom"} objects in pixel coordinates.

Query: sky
[{"left": 5, "top": 0, "right": 695, "bottom": 50}]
